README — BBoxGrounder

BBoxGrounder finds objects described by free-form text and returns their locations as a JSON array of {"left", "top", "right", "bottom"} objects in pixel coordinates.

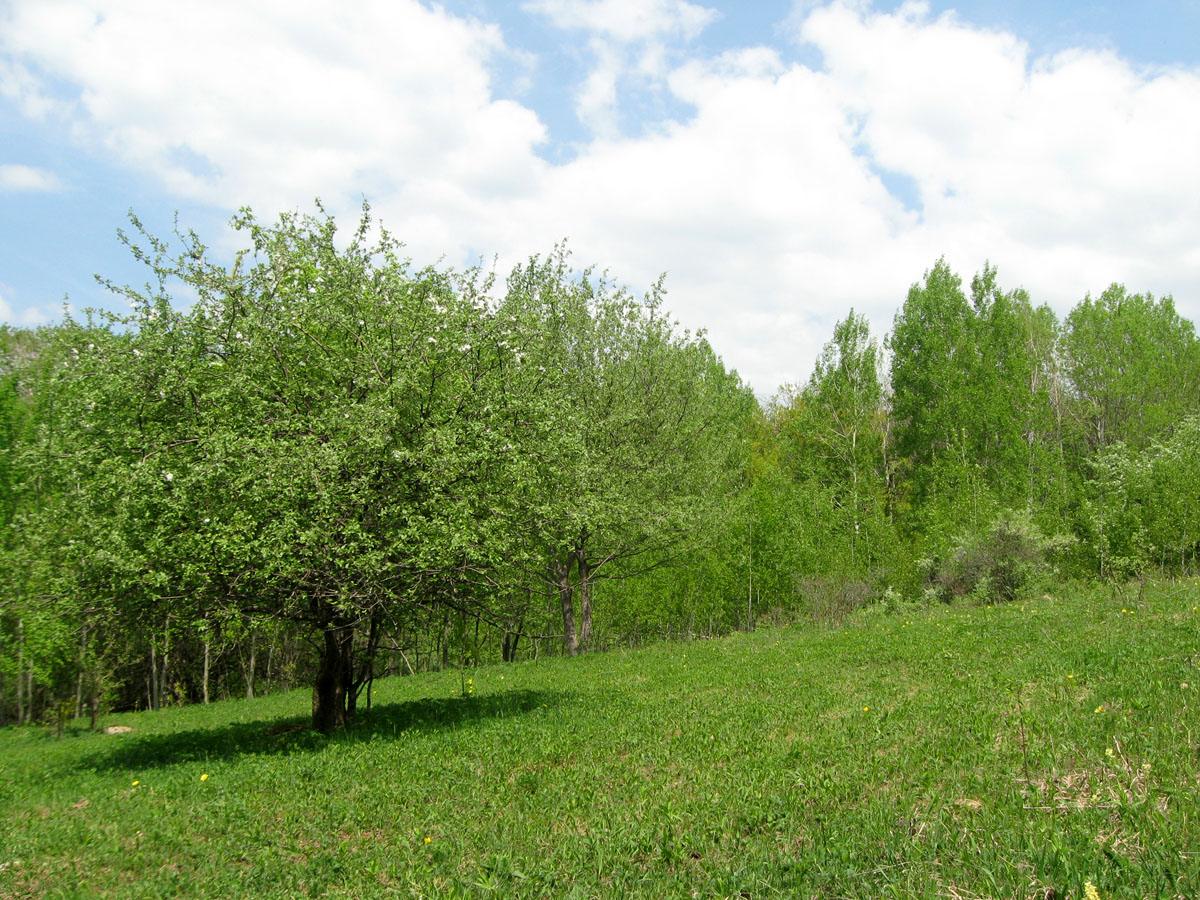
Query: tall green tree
[
  {"left": 497, "top": 248, "right": 751, "bottom": 654},
  {"left": 39, "top": 205, "right": 512, "bottom": 732},
  {"left": 802, "top": 310, "right": 887, "bottom": 570},
  {"left": 1063, "top": 285, "right": 1200, "bottom": 453}
]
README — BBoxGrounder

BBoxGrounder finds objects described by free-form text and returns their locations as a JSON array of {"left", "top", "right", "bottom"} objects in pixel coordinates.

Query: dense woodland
[{"left": 2, "top": 206, "right": 1199, "bottom": 732}]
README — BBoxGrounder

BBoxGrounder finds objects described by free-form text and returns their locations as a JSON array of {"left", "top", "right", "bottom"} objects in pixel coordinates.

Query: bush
[{"left": 933, "top": 510, "right": 1068, "bottom": 604}]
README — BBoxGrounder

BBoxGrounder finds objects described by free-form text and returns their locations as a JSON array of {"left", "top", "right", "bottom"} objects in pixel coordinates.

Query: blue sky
[{"left": 3, "top": 0, "right": 1199, "bottom": 393}]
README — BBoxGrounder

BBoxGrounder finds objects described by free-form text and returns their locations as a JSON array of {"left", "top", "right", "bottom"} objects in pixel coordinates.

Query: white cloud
[
  {"left": 0, "top": 163, "right": 64, "bottom": 191},
  {"left": 526, "top": 0, "right": 719, "bottom": 135},
  {"left": 0, "top": 284, "right": 52, "bottom": 326},
  {"left": 795, "top": 1, "right": 1200, "bottom": 324},
  {"left": 0, "top": 0, "right": 548, "bottom": 254},
  {"left": 2, "top": 0, "right": 1199, "bottom": 393},
  {"left": 523, "top": 0, "right": 718, "bottom": 44}
]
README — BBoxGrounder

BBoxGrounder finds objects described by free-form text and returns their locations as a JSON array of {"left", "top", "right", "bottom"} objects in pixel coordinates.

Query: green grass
[{"left": 3, "top": 581, "right": 1199, "bottom": 899}]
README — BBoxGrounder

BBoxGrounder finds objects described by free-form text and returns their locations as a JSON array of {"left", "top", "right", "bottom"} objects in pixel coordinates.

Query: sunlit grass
[{"left": 2, "top": 580, "right": 1198, "bottom": 898}]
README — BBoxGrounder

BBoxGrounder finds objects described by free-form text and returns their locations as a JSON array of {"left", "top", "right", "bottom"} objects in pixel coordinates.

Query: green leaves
[{"left": 1064, "top": 285, "right": 1200, "bottom": 453}]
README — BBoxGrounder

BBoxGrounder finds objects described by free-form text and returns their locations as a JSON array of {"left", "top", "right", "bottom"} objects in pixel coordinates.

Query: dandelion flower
[
  {"left": 131, "top": 780, "right": 140, "bottom": 787},
  {"left": 862, "top": 706, "right": 869, "bottom": 712},
  {"left": 1067, "top": 674, "right": 1075, "bottom": 679},
  {"left": 1095, "top": 705, "right": 1103, "bottom": 713},
  {"left": 424, "top": 836, "right": 432, "bottom": 844},
  {"left": 200, "top": 773, "right": 209, "bottom": 782}
]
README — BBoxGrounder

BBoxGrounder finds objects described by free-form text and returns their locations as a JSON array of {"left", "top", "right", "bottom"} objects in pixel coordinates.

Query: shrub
[{"left": 933, "top": 510, "right": 1068, "bottom": 604}]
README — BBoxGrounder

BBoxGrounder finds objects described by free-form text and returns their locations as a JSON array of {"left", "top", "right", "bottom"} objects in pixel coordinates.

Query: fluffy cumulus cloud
[
  {"left": 0, "top": 0, "right": 549, "bottom": 259},
  {"left": 0, "top": 163, "right": 64, "bottom": 192},
  {"left": 2, "top": 0, "right": 1199, "bottom": 392},
  {"left": 799, "top": 1, "right": 1200, "bottom": 319},
  {"left": 523, "top": 0, "right": 718, "bottom": 43},
  {"left": 0, "top": 284, "right": 50, "bottom": 325},
  {"left": 524, "top": 0, "right": 721, "bottom": 135}
]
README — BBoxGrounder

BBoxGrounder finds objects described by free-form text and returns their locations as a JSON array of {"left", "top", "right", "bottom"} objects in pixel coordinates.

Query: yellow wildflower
[
  {"left": 200, "top": 773, "right": 209, "bottom": 782},
  {"left": 862, "top": 706, "right": 869, "bottom": 712},
  {"left": 131, "top": 780, "right": 140, "bottom": 787},
  {"left": 424, "top": 836, "right": 432, "bottom": 844},
  {"left": 1084, "top": 881, "right": 1101, "bottom": 900},
  {"left": 1105, "top": 748, "right": 1114, "bottom": 758},
  {"left": 1095, "top": 705, "right": 1103, "bottom": 713}
]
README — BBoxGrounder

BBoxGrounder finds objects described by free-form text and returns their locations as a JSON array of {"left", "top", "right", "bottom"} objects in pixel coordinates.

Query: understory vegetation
[
  {"left": 2, "top": 581, "right": 1197, "bottom": 898},
  {"left": 1, "top": 204, "right": 1199, "bottom": 732}
]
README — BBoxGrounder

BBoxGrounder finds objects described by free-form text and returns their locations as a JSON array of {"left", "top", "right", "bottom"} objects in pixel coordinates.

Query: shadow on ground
[{"left": 78, "top": 688, "right": 565, "bottom": 773}]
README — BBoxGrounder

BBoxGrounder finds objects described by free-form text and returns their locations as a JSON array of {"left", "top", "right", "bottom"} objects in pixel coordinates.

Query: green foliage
[
  {"left": 1084, "top": 416, "right": 1200, "bottom": 579},
  {"left": 495, "top": 247, "right": 754, "bottom": 653},
  {"left": 1063, "top": 284, "right": 1200, "bottom": 453},
  {"left": 5, "top": 216, "right": 1200, "bottom": 727},
  {"left": 932, "top": 510, "right": 1069, "bottom": 604}
]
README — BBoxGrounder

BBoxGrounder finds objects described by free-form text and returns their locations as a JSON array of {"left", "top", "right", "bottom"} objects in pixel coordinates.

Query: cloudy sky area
[{"left": 2, "top": 0, "right": 1199, "bottom": 394}]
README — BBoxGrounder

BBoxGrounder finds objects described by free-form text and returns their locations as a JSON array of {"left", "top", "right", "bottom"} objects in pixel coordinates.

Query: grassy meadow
[{"left": 2, "top": 580, "right": 1199, "bottom": 899}]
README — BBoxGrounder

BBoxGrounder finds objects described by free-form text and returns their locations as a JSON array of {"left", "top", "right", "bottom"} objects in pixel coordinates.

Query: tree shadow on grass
[{"left": 77, "top": 688, "right": 567, "bottom": 773}]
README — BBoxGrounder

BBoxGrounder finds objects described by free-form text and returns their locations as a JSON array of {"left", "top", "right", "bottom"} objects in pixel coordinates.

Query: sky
[{"left": 2, "top": 0, "right": 1199, "bottom": 395}]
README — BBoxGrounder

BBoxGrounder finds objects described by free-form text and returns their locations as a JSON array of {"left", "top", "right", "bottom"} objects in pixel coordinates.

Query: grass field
[{"left": 2, "top": 581, "right": 1199, "bottom": 899}]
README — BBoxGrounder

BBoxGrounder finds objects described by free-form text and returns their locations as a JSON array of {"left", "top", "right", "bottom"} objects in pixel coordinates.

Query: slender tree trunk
[
  {"left": 149, "top": 644, "right": 160, "bottom": 711},
  {"left": 556, "top": 556, "right": 579, "bottom": 656},
  {"left": 265, "top": 632, "right": 277, "bottom": 696},
  {"left": 747, "top": 520, "right": 754, "bottom": 631},
  {"left": 244, "top": 634, "right": 256, "bottom": 699},
  {"left": 202, "top": 640, "right": 211, "bottom": 705},
  {"left": 576, "top": 546, "right": 593, "bottom": 652},
  {"left": 159, "top": 620, "right": 171, "bottom": 705},
  {"left": 439, "top": 611, "right": 451, "bottom": 671},
  {"left": 74, "top": 624, "right": 87, "bottom": 719},
  {"left": 16, "top": 618, "right": 25, "bottom": 725}
]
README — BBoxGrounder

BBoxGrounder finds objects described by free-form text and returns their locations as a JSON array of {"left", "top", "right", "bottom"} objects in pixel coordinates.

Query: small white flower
[
  {"left": 459, "top": 344, "right": 471, "bottom": 352},
  {"left": 164, "top": 473, "right": 174, "bottom": 482},
  {"left": 203, "top": 518, "right": 210, "bottom": 523},
  {"left": 427, "top": 336, "right": 437, "bottom": 344}
]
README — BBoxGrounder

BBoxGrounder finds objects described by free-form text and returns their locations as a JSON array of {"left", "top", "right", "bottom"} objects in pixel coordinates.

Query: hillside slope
[{"left": 2, "top": 581, "right": 1198, "bottom": 899}]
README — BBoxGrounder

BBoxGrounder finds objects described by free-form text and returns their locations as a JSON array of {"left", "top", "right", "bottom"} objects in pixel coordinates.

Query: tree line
[{"left": 2, "top": 206, "right": 1198, "bottom": 731}]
